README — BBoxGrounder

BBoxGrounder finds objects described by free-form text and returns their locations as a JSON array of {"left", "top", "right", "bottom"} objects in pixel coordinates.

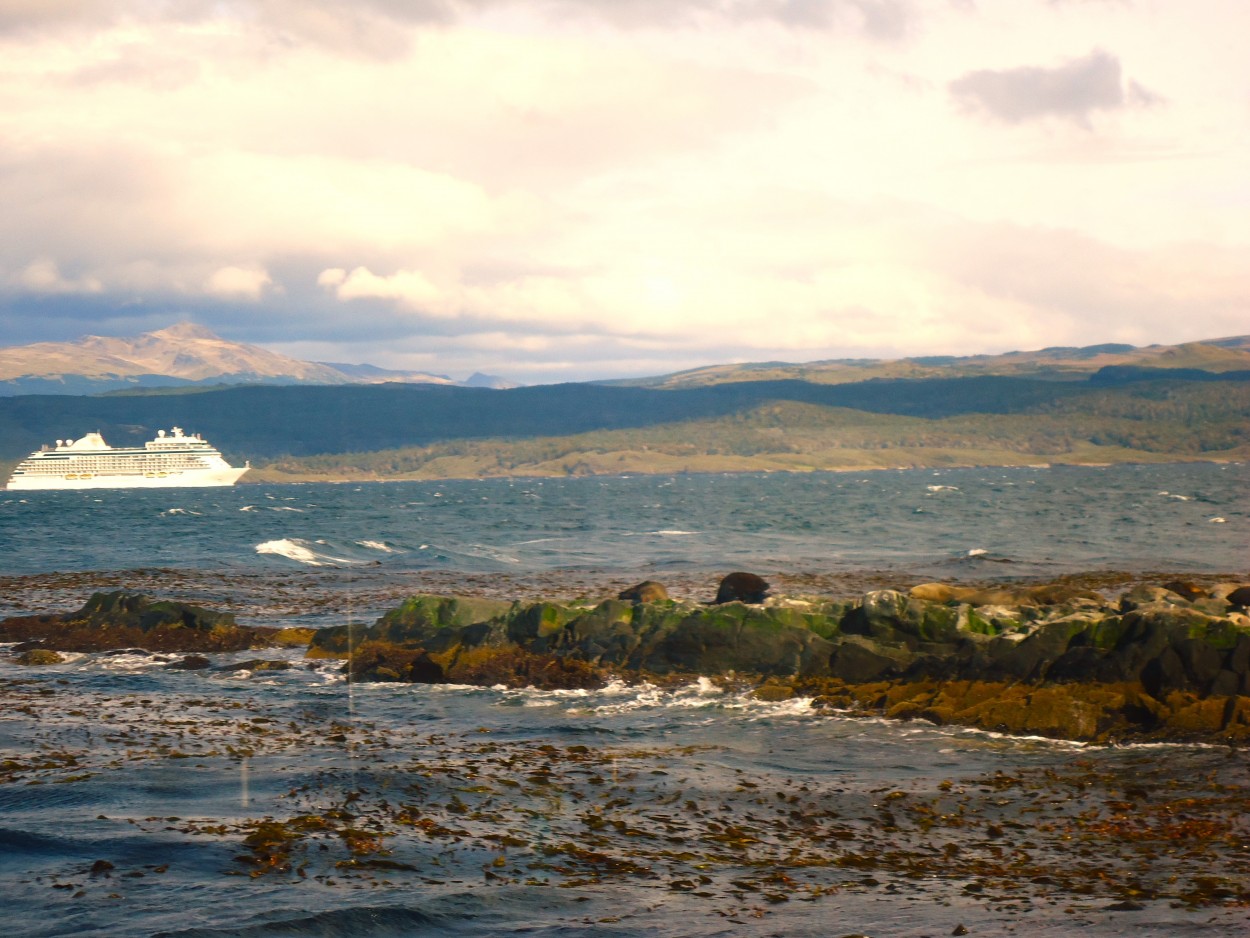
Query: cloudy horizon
[{"left": 1, "top": 0, "right": 1246, "bottom": 383}]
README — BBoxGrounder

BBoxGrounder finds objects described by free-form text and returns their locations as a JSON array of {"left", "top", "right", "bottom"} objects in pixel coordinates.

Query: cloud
[
  {"left": 949, "top": 49, "right": 1157, "bottom": 127},
  {"left": 0, "top": 0, "right": 917, "bottom": 51},
  {"left": 6, "top": 258, "right": 103, "bottom": 295},
  {"left": 205, "top": 265, "right": 275, "bottom": 301},
  {"left": 319, "top": 267, "right": 449, "bottom": 314},
  {"left": 926, "top": 220, "right": 1250, "bottom": 346}
]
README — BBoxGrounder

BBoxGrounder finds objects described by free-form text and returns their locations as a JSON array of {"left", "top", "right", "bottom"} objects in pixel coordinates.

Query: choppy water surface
[
  {"left": 0, "top": 463, "right": 1246, "bottom": 625},
  {"left": 1, "top": 464, "right": 1248, "bottom": 936}
]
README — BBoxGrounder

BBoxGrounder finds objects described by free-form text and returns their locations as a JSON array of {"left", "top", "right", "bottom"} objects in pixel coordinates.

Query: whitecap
[
  {"left": 1209, "top": 517, "right": 1227, "bottom": 523},
  {"left": 926, "top": 484, "right": 959, "bottom": 492},
  {"left": 357, "top": 539, "right": 402, "bottom": 553},
  {"left": 966, "top": 548, "right": 989, "bottom": 557},
  {"left": 255, "top": 538, "right": 361, "bottom": 566}
]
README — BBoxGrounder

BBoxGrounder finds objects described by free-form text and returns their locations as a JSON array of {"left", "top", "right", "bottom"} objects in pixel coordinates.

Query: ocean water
[
  {"left": 2, "top": 464, "right": 1248, "bottom": 936},
  {"left": 1, "top": 463, "right": 1246, "bottom": 622}
]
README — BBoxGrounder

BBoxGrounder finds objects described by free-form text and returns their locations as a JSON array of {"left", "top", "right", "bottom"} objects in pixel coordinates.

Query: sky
[{"left": 0, "top": 0, "right": 1246, "bottom": 383}]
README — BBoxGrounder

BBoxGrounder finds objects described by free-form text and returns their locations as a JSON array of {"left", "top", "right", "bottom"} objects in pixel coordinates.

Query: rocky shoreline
[{"left": 4, "top": 574, "right": 1250, "bottom": 745}]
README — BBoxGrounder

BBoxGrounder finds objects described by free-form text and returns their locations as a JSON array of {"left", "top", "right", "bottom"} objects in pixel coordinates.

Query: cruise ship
[{"left": 5, "top": 427, "right": 249, "bottom": 490}]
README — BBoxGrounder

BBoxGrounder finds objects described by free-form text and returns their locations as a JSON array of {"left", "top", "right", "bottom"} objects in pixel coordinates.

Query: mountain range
[
  {"left": 0, "top": 322, "right": 512, "bottom": 395},
  {"left": 3, "top": 323, "right": 1249, "bottom": 398},
  {"left": 614, "top": 335, "right": 1250, "bottom": 388}
]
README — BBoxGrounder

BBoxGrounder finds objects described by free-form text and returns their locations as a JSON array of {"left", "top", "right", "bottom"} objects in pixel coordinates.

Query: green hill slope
[{"left": 2, "top": 372, "right": 1247, "bottom": 482}]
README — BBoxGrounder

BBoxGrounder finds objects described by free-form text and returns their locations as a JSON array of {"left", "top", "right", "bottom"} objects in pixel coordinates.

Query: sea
[{"left": 1, "top": 463, "right": 1247, "bottom": 937}]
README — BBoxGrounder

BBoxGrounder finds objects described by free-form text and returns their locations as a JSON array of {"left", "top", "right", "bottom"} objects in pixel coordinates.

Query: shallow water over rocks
[{"left": 1, "top": 464, "right": 1247, "bottom": 935}]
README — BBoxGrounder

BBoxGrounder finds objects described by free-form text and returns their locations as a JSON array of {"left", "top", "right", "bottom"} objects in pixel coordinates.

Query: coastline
[
  {"left": 5, "top": 570, "right": 1249, "bottom": 746},
  {"left": 241, "top": 453, "right": 1247, "bottom": 484}
]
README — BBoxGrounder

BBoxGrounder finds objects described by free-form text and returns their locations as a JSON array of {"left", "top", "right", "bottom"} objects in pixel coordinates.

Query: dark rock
[
  {"left": 213, "top": 659, "right": 294, "bottom": 674},
  {"left": 345, "top": 641, "right": 446, "bottom": 684},
  {"left": 829, "top": 641, "right": 909, "bottom": 682},
  {"left": 72, "top": 591, "right": 237, "bottom": 632},
  {"left": 1141, "top": 647, "right": 1187, "bottom": 699},
  {"left": 11, "top": 640, "right": 46, "bottom": 652},
  {"left": 618, "top": 581, "right": 669, "bottom": 603},
  {"left": 1227, "top": 586, "right": 1250, "bottom": 608},
  {"left": 1106, "top": 900, "right": 1145, "bottom": 911},
  {"left": 89, "top": 860, "right": 115, "bottom": 876},
  {"left": 982, "top": 617, "right": 1092, "bottom": 682},
  {"left": 713, "top": 572, "right": 770, "bottom": 605},
  {"left": 167, "top": 655, "right": 212, "bottom": 670}
]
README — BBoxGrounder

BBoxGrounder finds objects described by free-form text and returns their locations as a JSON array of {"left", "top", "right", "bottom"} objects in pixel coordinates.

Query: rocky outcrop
[
  {"left": 306, "top": 578, "right": 1250, "bottom": 742},
  {"left": 6, "top": 577, "right": 1249, "bottom": 743},
  {"left": 0, "top": 591, "right": 294, "bottom": 653},
  {"left": 308, "top": 592, "right": 840, "bottom": 684}
]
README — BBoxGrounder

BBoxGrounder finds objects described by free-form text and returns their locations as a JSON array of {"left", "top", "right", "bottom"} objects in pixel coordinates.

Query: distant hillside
[
  {"left": 612, "top": 337, "right": 1250, "bottom": 389},
  {"left": 0, "top": 322, "right": 460, "bottom": 395},
  {"left": 1, "top": 370, "right": 1247, "bottom": 480}
]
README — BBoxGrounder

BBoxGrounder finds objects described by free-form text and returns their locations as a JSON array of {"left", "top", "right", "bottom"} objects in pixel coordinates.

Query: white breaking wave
[
  {"left": 966, "top": 548, "right": 989, "bottom": 557},
  {"left": 255, "top": 538, "right": 362, "bottom": 566},
  {"left": 357, "top": 539, "right": 402, "bottom": 553}
]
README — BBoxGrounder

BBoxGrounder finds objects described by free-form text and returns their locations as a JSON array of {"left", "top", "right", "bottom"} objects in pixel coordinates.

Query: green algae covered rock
[
  {"left": 309, "top": 594, "right": 515, "bottom": 655},
  {"left": 638, "top": 602, "right": 836, "bottom": 677},
  {"left": 15, "top": 647, "right": 64, "bottom": 666}
]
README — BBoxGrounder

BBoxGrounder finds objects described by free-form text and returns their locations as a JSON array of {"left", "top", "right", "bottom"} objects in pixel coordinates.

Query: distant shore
[{"left": 242, "top": 453, "right": 1246, "bottom": 485}]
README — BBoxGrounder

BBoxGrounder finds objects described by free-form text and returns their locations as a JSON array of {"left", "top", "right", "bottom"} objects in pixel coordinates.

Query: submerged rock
[{"left": 14, "top": 648, "right": 64, "bottom": 666}]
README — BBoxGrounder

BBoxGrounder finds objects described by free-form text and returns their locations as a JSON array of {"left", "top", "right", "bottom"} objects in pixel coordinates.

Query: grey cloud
[
  {"left": 0, "top": 0, "right": 917, "bottom": 48},
  {"left": 949, "top": 49, "right": 1158, "bottom": 127}
]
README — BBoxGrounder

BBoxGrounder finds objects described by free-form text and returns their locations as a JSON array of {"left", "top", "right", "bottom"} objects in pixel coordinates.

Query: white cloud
[
  {"left": 320, "top": 266, "right": 449, "bottom": 314},
  {"left": 205, "top": 265, "right": 274, "bottom": 300},
  {"left": 7, "top": 258, "right": 103, "bottom": 295}
]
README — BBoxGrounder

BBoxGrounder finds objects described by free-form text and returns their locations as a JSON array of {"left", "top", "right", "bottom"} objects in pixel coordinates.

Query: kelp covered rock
[
  {"left": 310, "top": 593, "right": 845, "bottom": 685},
  {"left": 0, "top": 591, "right": 297, "bottom": 653}
]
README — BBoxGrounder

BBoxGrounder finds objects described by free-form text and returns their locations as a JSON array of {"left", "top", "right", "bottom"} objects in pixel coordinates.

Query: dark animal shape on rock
[
  {"left": 1162, "top": 580, "right": 1207, "bottom": 602},
  {"left": 618, "top": 581, "right": 669, "bottom": 603},
  {"left": 714, "top": 572, "right": 769, "bottom": 605}
]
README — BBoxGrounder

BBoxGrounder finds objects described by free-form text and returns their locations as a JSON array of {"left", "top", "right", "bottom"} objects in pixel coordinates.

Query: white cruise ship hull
[{"left": 6, "top": 466, "right": 249, "bottom": 491}]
